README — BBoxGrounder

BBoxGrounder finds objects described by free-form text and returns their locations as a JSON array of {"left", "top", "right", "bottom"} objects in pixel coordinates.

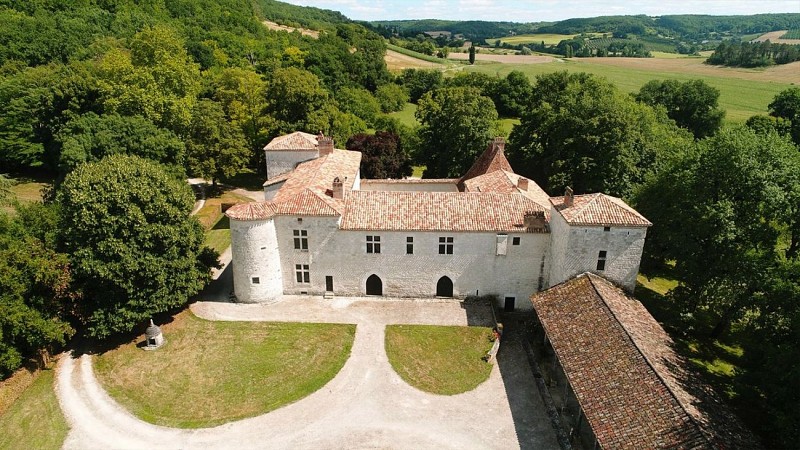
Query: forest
[{"left": 1, "top": 1, "right": 800, "bottom": 447}]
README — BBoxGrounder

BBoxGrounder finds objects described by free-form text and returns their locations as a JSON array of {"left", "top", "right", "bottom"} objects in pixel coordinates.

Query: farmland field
[
  {"left": 458, "top": 56, "right": 800, "bottom": 122},
  {"left": 487, "top": 33, "right": 579, "bottom": 45}
]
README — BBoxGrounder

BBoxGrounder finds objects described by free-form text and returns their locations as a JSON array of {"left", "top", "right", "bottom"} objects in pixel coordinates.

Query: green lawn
[
  {"left": 203, "top": 215, "right": 231, "bottom": 255},
  {"left": 93, "top": 312, "right": 355, "bottom": 428},
  {"left": 461, "top": 59, "right": 796, "bottom": 122},
  {"left": 387, "top": 102, "right": 418, "bottom": 128},
  {"left": 1, "top": 176, "right": 51, "bottom": 215},
  {"left": 385, "top": 324, "right": 493, "bottom": 395},
  {"left": 0, "top": 369, "right": 68, "bottom": 450}
]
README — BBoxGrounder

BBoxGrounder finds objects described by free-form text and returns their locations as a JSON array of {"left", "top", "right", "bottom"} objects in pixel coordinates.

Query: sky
[{"left": 280, "top": 0, "right": 800, "bottom": 22}]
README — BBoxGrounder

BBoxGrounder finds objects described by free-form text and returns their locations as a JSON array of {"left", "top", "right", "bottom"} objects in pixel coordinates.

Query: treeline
[
  {"left": 367, "top": 19, "right": 537, "bottom": 42},
  {"left": 254, "top": 0, "right": 349, "bottom": 31},
  {"left": 538, "top": 13, "right": 800, "bottom": 40},
  {"left": 707, "top": 40, "right": 800, "bottom": 67}
]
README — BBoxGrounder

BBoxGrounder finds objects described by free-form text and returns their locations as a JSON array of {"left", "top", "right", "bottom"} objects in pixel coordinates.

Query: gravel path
[{"left": 56, "top": 297, "right": 559, "bottom": 449}]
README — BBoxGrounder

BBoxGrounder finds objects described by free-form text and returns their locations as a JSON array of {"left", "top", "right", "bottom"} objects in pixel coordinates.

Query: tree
[
  {"left": 56, "top": 155, "right": 217, "bottom": 338},
  {"left": 306, "top": 104, "right": 368, "bottom": 148},
  {"left": 508, "top": 72, "right": 692, "bottom": 198},
  {"left": 468, "top": 43, "right": 476, "bottom": 64},
  {"left": 400, "top": 69, "right": 444, "bottom": 103},
  {"left": 636, "top": 79, "right": 725, "bottom": 139},
  {"left": 0, "top": 209, "right": 74, "bottom": 377},
  {"left": 416, "top": 87, "right": 498, "bottom": 178},
  {"left": 375, "top": 83, "right": 409, "bottom": 113},
  {"left": 768, "top": 87, "right": 800, "bottom": 120},
  {"left": 264, "top": 67, "right": 329, "bottom": 133},
  {"left": 491, "top": 70, "right": 533, "bottom": 117},
  {"left": 185, "top": 99, "right": 249, "bottom": 186},
  {"left": 335, "top": 87, "right": 381, "bottom": 125},
  {"left": 0, "top": 175, "right": 11, "bottom": 206},
  {"left": 210, "top": 67, "right": 270, "bottom": 170},
  {"left": 93, "top": 26, "right": 202, "bottom": 133},
  {"left": 56, "top": 113, "right": 186, "bottom": 177},
  {"left": 346, "top": 132, "right": 412, "bottom": 179},
  {"left": 633, "top": 126, "right": 800, "bottom": 337}
]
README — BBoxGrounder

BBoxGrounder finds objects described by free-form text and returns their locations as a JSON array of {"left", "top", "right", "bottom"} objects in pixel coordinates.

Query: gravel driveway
[{"left": 56, "top": 296, "right": 558, "bottom": 449}]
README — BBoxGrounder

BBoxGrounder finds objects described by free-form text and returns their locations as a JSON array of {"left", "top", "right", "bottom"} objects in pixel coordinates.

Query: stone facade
[{"left": 229, "top": 134, "right": 652, "bottom": 309}]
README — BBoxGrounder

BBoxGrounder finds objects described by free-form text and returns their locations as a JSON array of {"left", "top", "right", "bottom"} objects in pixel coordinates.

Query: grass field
[
  {"left": 463, "top": 58, "right": 800, "bottom": 122},
  {"left": 0, "top": 369, "right": 68, "bottom": 450},
  {"left": 385, "top": 324, "right": 493, "bottom": 395},
  {"left": 387, "top": 102, "right": 418, "bottom": 127},
  {"left": 488, "top": 33, "right": 580, "bottom": 46},
  {"left": 93, "top": 312, "right": 355, "bottom": 428},
  {"left": 1, "top": 176, "right": 50, "bottom": 215},
  {"left": 195, "top": 188, "right": 252, "bottom": 254}
]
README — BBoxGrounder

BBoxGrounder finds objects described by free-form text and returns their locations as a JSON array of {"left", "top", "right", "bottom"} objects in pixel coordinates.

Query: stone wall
[
  {"left": 230, "top": 218, "right": 283, "bottom": 302},
  {"left": 272, "top": 215, "right": 550, "bottom": 310},
  {"left": 547, "top": 211, "right": 647, "bottom": 291}
]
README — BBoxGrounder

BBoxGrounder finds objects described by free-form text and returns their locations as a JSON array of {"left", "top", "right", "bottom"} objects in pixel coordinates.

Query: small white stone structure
[
  {"left": 227, "top": 134, "right": 651, "bottom": 311},
  {"left": 143, "top": 319, "right": 164, "bottom": 350}
]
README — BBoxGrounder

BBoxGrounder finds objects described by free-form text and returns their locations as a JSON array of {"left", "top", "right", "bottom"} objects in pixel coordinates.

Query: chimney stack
[
  {"left": 332, "top": 177, "right": 344, "bottom": 199},
  {"left": 492, "top": 136, "right": 505, "bottom": 153},
  {"left": 318, "top": 134, "right": 334, "bottom": 156},
  {"left": 564, "top": 186, "right": 574, "bottom": 207},
  {"left": 517, "top": 177, "right": 529, "bottom": 191},
  {"left": 523, "top": 210, "right": 547, "bottom": 232}
]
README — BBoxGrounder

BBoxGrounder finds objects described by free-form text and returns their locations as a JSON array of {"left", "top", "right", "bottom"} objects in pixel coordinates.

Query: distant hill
[
  {"left": 372, "top": 13, "right": 800, "bottom": 46},
  {"left": 254, "top": 0, "right": 351, "bottom": 30}
]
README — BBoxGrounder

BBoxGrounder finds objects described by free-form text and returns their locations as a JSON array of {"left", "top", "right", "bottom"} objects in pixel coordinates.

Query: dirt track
[
  {"left": 448, "top": 53, "right": 556, "bottom": 64},
  {"left": 385, "top": 50, "right": 441, "bottom": 70}
]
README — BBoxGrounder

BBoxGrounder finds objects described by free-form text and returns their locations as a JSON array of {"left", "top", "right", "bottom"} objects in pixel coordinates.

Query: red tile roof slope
[
  {"left": 531, "top": 273, "right": 760, "bottom": 449},
  {"left": 264, "top": 131, "right": 318, "bottom": 151},
  {"left": 458, "top": 138, "right": 513, "bottom": 187},
  {"left": 227, "top": 149, "right": 361, "bottom": 221},
  {"left": 551, "top": 193, "right": 651, "bottom": 227},
  {"left": 463, "top": 170, "right": 551, "bottom": 210},
  {"left": 340, "top": 191, "right": 546, "bottom": 232}
]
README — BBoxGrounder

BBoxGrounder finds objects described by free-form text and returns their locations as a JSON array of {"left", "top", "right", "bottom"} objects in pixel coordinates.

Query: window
[
  {"left": 406, "top": 236, "right": 414, "bottom": 254},
  {"left": 251, "top": 277, "right": 260, "bottom": 284},
  {"left": 295, "top": 264, "right": 310, "bottom": 283},
  {"left": 512, "top": 236, "right": 521, "bottom": 246},
  {"left": 603, "top": 226, "right": 611, "bottom": 232},
  {"left": 293, "top": 229, "right": 308, "bottom": 250},
  {"left": 597, "top": 251, "right": 607, "bottom": 271},
  {"left": 366, "top": 235, "right": 381, "bottom": 254},
  {"left": 439, "top": 236, "right": 453, "bottom": 255},
  {"left": 496, "top": 234, "right": 508, "bottom": 255}
]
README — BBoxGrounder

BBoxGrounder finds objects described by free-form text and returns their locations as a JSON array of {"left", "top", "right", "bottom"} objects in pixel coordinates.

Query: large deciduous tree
[
  {"left": 633, "top": 126, "right": 800, "bottom": 337},
  {"left": 636, "top": 79, "right": 725, "bottom": 139},
  {"left": 264, "top": 67, "right": 330, "bottom": 134},
  {"left": 56, "top": 113, "right": 186, "bottom": 177},
  {"left": 185, "top": 99, "right": 249, "bottom": 186},
  {"left": 0, "top": 208, "right": 74, "bottom": 377},
  {"left": 507, "top": 71, "right": 692, "bottom": 198},
  {"left": 56, "top": 155, "right": 217, "bottom": 338},
  {"left": 415, "top": 86, "right": 498, "bottom": 178},
  {"left": 346, "top": 132, "right": 412, "bottom": 179}
]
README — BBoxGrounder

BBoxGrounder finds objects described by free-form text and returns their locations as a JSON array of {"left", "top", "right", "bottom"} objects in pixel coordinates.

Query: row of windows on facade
[
  {"left": 293, "top": 230, "right": 521, "bottom": 254},
  {"left": 250, "top": 251, "right": 609, "bottom": 286}
]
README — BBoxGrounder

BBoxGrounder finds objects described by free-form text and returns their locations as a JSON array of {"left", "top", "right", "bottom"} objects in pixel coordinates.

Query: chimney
[
  {"left": 564, "top": 186, "right": 574, "bottom": 207},
  {"left": 332, "top": 177, "right": 344, "bottom": 199},
  {"left": 318, "top": 134, "right": 334, "bottom": 156},
  {"left": 523, "top": 210, "right": 547, "bottom": 232},
  {"left": 517, "top": 177, "right": 529, "bottom": 191},
  {"left": 492, "top": 136, "right": 505, "bottom": 153}
]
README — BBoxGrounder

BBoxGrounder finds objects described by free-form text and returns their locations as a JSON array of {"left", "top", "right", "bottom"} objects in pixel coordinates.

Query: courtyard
[{"left": 55, "top": 289, "right": 559, "bottom": 449}]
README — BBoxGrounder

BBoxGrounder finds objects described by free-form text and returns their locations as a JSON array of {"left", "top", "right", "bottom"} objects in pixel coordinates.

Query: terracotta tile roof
[
  {"left": 550, "top": 193, "right": 651, "bottom": 227},
  {"left": 264, "top": 131, "right": 319, "bottom": 151},
  {"left": 262, "top": 170, "right": 294, "bottom": 187},
  {"left": 273, "top": 149, "right": 361, "bottom": 213},
  {"left": 360, "top": 178, "right": 458, "bottom": 184},
  {"left": 225, "top": 202, "right": 278, "bottom": 221},
  {"left": 463, "top": 170, "right": 551, "bottom": 210},
  {"left": 340, "top": 191, "right": 546, "bottom": 232},
  {"left": 531, "top": 273, "right": 760, "bottom": 449},
  {"left": 227, "top": 149, "right": 361, "bottom": 221},
  {"left": 458, "top": 137, "right": 513, "bottom": 188}
]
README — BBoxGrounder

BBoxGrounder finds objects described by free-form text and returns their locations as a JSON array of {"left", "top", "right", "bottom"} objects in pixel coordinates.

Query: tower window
[
  {"left": 512, "top": 237, "right": 521, "bottom": 245},
  {"left": 366, "top": 235, "right": 381, "bottom": 254},
  {"left": 293, "top": 229, "right": 308, "bottom": 250},
  {"left": 438, "top": 236, "right": 453, "bottom": 254},
  {"left": 295, "top": 264, "right": 310, "bottom": 283},
  {"left": 597, "top": 251, "right": 607, "bottom": 271},
  {"left": 406, "top": 236, "right": 413, "bottom": 254}
]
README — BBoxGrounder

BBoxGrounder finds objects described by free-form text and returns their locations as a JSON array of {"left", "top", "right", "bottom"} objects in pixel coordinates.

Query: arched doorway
[
  {"left": 366, "top": 274, "right": 383, "bottom": 296},
  {"left": 436, "top": 276, "right": 453, "bottom": 297}
]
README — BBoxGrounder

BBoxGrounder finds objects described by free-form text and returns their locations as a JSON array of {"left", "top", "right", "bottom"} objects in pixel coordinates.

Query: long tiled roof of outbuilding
[
  {"left": 550, "top": 193, "right": 651, "bottom": 227},
  {"left": 263, "top": 131, "right": 319, "bottom": 151},
  {"left": 531, "top": 273, "right": 759, "bottom": 449},
  {"left": 340, "top": 191, "right": 546, "bottom": 232}
]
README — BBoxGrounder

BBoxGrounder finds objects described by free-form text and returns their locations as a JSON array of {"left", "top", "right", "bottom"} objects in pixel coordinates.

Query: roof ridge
[{"left": 586, "top": 273, "right": 712, "bottom": 446}]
